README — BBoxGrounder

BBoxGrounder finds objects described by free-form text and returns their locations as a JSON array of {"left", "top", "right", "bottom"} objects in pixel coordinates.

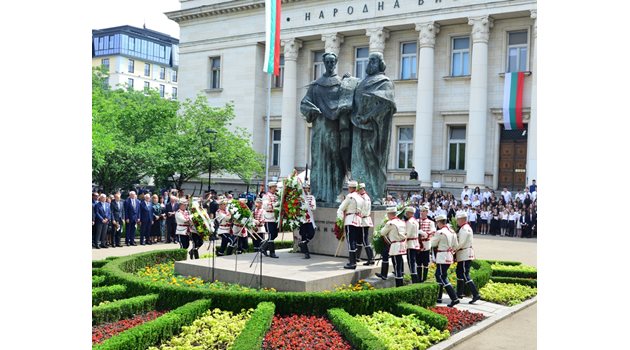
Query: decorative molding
[
  {"left": 166, "top": 0, "right": 304, "bottom": 23},
  {"left": 468, "top": 15, "right": 494, "bottom": 43},
  {"left": 415, "top": 22, "right": 441, "bottom": 48},
  {"left": 365, "top": 27, "right": 390, "bottom": 53},
  {"left": 281, "top": 38, "right": 303, "bottom": 60},
  {"left": 440, "top": 110, "right": 469, "bottom": 117},
  {"left": 320, "top": 33, "right": 344, "bottom": 56},
  {"left": 490, "top": 108, "right": 531, "bottom": 122},
  {"left": 530, "top": 9, "right": 537, "bottom": 38}
]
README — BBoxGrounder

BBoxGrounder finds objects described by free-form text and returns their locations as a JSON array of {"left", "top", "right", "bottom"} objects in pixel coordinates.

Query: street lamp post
[{"left": 206, "top": 129, "right": 217, "bottom": 193}]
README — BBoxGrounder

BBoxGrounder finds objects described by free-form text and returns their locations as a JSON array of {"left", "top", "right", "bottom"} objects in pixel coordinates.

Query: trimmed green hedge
[
  {"left": 491, "top": 266, "right": 537, "bottom": 279},
  {"left": 93, "top": 298, "right": 213, "bottom": 350},
  {"left": 93, "top": 267, "right": 105, "bottom": 276},
  {"left": 93, "top": 285, "right": 127, "bottom": 305},
  {"left": 490, "top": 276, "right": 537, "bottom": 287},
  {"left": 99, "top": 249, "right": 438, "bottom": 316},
  {"left": 93, "top": 275, "right": 107, "bottom": 287},
  {"left": 483, "top": 260, "right": 522, "bottom": 266},
  {"left": 105, "top": 256, "right": 120, "bottom": 261},
  {"left": 92, "top": 294, "right": 159, "bottom": 325},
  {"left": 327, "top": 308, "right": 387, "bottom": 350},
  {"left": 393, "top": 302, "right": 448, "bottom": 331},
  {"left": 93, "top": 260, "right": 109, "bottom": 268},
  {"left": 456, "top": 260, "right": 493, "bottom": 296},
  {"left": 231, "top": 302, "right": 275, "bottom": 350}
]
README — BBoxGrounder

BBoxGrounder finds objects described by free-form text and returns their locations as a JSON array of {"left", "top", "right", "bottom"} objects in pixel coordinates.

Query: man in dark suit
[
  {"left": 139, "top": 193, "right": 154, "bottom": 245},
  {"left": 164, "top": 195, "right": 178, "bottom": 243},
  {"left": 111, "top": 192, "right": 125, "bottom": 247},
  {"left": 94, "top": 194, "right": 111, "bottom": 249},
  {"left": 92, "top": 192, "right": 98, "bottom": 248},
  {"left": 124, "top": 191, "right": 140, "bottom": 246}
]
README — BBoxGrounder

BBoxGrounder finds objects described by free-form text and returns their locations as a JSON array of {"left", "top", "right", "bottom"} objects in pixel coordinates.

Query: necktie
[{"left": 132, "top": 200, "right": 136, "bottom": 209}]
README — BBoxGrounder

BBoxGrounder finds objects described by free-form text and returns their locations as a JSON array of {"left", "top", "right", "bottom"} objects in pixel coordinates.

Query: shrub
[
  {"left": 93, "top": 260, "right": 109, "bottom": 268},
  {"left": 483, "top": 260, "right": 522, "bottom": 266},
  {"left": 393, "top": 303, "right": 448, "bottom": 331},
  {"left": 490, "top": 263, "right": 537, "bottom": 279},
  {"left": 231, "top": 302, "right": 275, "bottom": 350},
  {"left": 490, "top": 276, "right": 537, "bottom": 287},
  {"left": 93, "top": 267, "right": 105, "bottom": 276},
  {"left": 92, "top": 294, "right": 159, "bottom": 325},
  {"left": 327, "top": 308, "right": 387, "bottom": 350},
  {"left": 93, "top": 285, "right": 128, "bottom": 305},
  {"left": 93, "top": 275, "right": 107, "bottom": 287},
  {"left": 93, "top": 299, "right": 213, "bottom": 350},
  {"left": 480, "top": 281, "right": 537, "bottom": 306}
]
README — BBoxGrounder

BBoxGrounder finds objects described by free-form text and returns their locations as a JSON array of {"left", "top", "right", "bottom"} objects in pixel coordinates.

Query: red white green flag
[
  {"left": 263, "top": 0, "right": 282, "bottom": 76},
  {"left": 502, "top": 72, "right": 525, "bottom": 130}
]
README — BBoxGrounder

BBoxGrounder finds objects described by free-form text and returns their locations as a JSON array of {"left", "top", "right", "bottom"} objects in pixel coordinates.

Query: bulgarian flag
[
  {"left": 502, "top": 72, "right": 525, "bottom": 130},
  {"left": 263, "top": 0, "right": 282, "bottom": 76}
]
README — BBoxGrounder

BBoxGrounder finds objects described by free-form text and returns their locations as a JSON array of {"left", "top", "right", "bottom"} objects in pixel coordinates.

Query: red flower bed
[
  {"left": 428, "top": 306, "right": 486, "bottom": 333},
  {"left": 262, "top": 315, "right": 352, "bottom": 350},
  {"left": 92, "top": 310, "right": 167, "bottom": 344}
]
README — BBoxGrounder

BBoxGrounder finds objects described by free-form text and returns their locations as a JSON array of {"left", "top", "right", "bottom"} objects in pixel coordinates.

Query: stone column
[
  {"left": 279, "top": 38, "right": 302, "bottom": 177},
  {"left": 526, "top": 10, "right": 537, "bottom": 184},
  {"left": 414, "top": 22, "right": 440, "bottom": 187},
  {"left": 465, "top": 16, "right": 493, "bottom": 188},
  {"left": 321, "top": 33, "right": 344, "bottom": 56},
  {"left": 366, "top": 27, "right": 390, "bottom": 54}
]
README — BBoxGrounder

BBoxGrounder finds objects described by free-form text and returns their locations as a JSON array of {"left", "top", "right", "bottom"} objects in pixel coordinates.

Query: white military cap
[
  {"left": 359, "top": 183, "right": 366, "bottom": 189},
  {"left": 435, "top": 214, "right": 447, "bottom": 221},
  {"left": 268, "top": 181, "right": 277, "bottom": 187},
  {"left": 386, "top": 206, "right": 398, "bottom": 214},
  {"left": 347, "top": 180, "right": 358, "bottom": 188},
  {"left": 178, "top": 199, "right": 188, "bottom": 206},
  {"left": 420, "top": 204, "right": 430, "bottom": 212},
  {"left": 276, "top": 181, "right": 284, "bottom": 188},
  {"left": 255, "top": 198, "right": 263, "bottom": 203},
  {"left": 405, "top": 207, "right": 416, "bottom": 214},
  {"left": 456, "top": 211, "right": 468, "bottom": 219}
]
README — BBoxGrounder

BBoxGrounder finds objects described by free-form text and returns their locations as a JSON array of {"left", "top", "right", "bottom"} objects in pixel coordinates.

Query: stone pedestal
[{"left": 292, "top": 204, "right": 387, "bottom": 258}]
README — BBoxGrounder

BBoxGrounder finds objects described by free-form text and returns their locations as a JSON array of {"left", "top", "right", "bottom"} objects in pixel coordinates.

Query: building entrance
[{"left": 498, "top": 125, "right": 528, "bottom": 191}]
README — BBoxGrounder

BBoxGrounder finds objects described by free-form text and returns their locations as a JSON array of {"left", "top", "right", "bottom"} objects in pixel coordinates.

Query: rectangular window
[
  {"left": 172, "top": 70, "right": 177, "bottom": 82},
  {"left": 101, "top": 58, "right": 110, "bottom": 70},
  {"left": 129, "top": 37, "right": 135, "bottom": 51},
  {"left": 400, "top": 42, "right": 417, "bottom": 80},
  {"left": 451, "top": 36, "right": 470, "bottom": 76},
  {"left": 273, "top": 55, "right": 285, "bottom": 88},
  {"left": 109, "top": 35, "right": 115, "bottom": 49},
  {"left": 210, "top": 57, "right": 221, "bottom": 89},
  {"left": 159, "top": 84, "right": 165, "bottom": 98},
  {"left": 144, "top": 63, "right": 150, "bottom": 76},
  {"left": 271, "top": 129, "right": 281, "bottom": 167},
  {"left": 159, "top": 67, "right": 165, "bottom": 80},
  {"left": 448, "top": 126, "right": 466, "bottom": 170},
  {"left": 127, "top": 78, "right": 134, "bottom": 89},
  {"left": 507, "top": 31, "right": 528, "bottom": 72},
  {"left": 397, "top": 127, "right": 414, "bottom": 169},
  {"left": 143, "top": 81, "right": 150, "bottom": 91},
  {"left": 128, "top": 59, "right": 134, "bottom": 73},
  {"left": 172, "top": 87, "right": 178, "bottom": 100},
  {"left": 313, "top": 51, "right": 324, "bottom": 80},
  {"left": 355, "top": 47, "right": 369, "bottom": 80}
]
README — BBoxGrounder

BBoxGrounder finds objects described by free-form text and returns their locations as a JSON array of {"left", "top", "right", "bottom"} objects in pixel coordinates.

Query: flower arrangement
[
  {"left": 333, "top": 217, "right": 345, "bottom": 241},
  {"left": 275, "top": 172, "right": 306, "bottom": 232},
  {"left": 227, "top": 199, "right": 255, "bottom": 234},
  {"left": 262, "top": 315, "right": 352, "bottom": 350},
  {"left": 190, "top": 202, "right": 213, "bottom": 238},
  {"left": 92, "top": 310, "right": 167, "bottom": 344},
  {"left": 428, "top": 306, "right": 486, "bottom": 333},
  {"left": 148, "top": 308, "right": 253, "bottom": 350},
  {"left": 479, "top": 281, "right": 537, "bottom": 306},
  {"left": 332, "top": 279, "right": 375, "bottom": 292}
]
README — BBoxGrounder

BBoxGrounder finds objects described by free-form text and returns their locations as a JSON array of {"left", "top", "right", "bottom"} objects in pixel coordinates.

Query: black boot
[
  {"left": 437, "top": 285, "right": 444, "bottom": 303},
  {"left": 445, "top": 285, "right": 460, "bottom": 307},
  {"left": 467, "top": 281, "right": 481, "bottom": 304},
  {"left": 189, "top": 249, "right": 194, "bottom": 259},
  {"left": 395, "top": 278, "right": 404, "bottom": 287},
  {"left": 344, "top": 252, "right": 357, "bottom": 269},
  {"left": 355, "top": 246, "right": 363, "bottom": 262},
  {"left": 303, "top": 243, "right": 311, "bottom": 259},
  {"left": 226, "top": 245, "right": 234, "bottom": 256},
  {"left": 269, "top": 242, "right": 279, "bottom": 258},
  {"left": 193, "top": 249, "right": 199, "bottom": 259},
  {"left": 363, "top": 247, "right": 375, "bottom": 266},
  {"left": 260, "top": 241, "right": 269, "bottom": 257},
  {"left": 457, "top": 280, "right": 466, "bottom": 299},
  {"left": 411, "top": 274, "right": 421, "bottom": 284},
  {"left": 375, "top": 262, "right": 389, "bottom": 280}
]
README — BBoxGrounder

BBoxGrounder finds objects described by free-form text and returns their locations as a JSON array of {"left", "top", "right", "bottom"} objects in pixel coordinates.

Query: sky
[{"left": 91, "top": 0, "right": 182, "bottom": 38}]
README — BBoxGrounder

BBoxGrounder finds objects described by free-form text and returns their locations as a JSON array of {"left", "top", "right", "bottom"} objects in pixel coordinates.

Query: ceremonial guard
[
  {"left": 455, "top": 211, "right": 481, "bottom": 303},
  {"left": 404, "top": 207, "right": 421, "bottom": 283},
  {"left": 216, "top": 197, "right": 234, "bottom": 256},
  {"left": 252, "top": 198, "right": 266, "bottom": 252},
  {"left": 418, "top": 205, "right": 436, "bottom": 282},
  {"left": 297, "top": 182, "right": 317, "bottom": 259},
  {"left": 355, "top": 183, "right": 375, "bottom": 265},
  {"left": 233, "top": 198, "right": 250, "bottom": 254},
  {"left": 175, "top": 199, "right": 191, "bottom": 252},
  {"left": 431, "top": 214, "right": 460, "bottom": 307},
  {"left": 376, "top": 207, "right": 407, "bottom": 287},
  {"left": 337, "top": 180, "right": 364, "bottom": 269},
  {"left": 261, "top": 182, "right": 280, "bottom": 258}
]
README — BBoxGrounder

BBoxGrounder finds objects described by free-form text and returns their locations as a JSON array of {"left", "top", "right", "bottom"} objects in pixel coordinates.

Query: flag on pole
[
  {"left": 502, "top": 72, "right": 525, "bottom": 130},
  {"left": 263, "top": 0, "right": 282, "bottom": 76}
]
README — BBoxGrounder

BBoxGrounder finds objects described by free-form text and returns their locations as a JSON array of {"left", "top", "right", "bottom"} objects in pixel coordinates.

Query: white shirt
[
  {"left": 508, "top": 213, "right": 517, "bottom": 221},
  {"left": 515, "top": 192, "right": 526, "bottom": 202},
  {"left": 468, "top": 211, "right": 477, "bottom": 222},
  {"left": 501, "top": 191, "right": 512, "bottom": 202},
  {"left": 482, "top": 191, "right": 491, "bottom": 201},
  {"left": 460, "top": 188, "right": 472, "bottom": 201},
  {"left": 471, "top": 199, "right": 481, "bottom": 208}
]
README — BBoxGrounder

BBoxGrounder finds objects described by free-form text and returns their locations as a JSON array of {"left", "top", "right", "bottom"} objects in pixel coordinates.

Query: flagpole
[{"left": 264, "top": 73, "right": 272, "bottom": 192}]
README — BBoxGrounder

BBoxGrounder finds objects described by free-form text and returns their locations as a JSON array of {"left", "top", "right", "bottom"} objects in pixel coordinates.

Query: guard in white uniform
[
  {"left": 261, "top": 182, "right": 280, "bottom": 258},
  {"left": 252, "top": 198, "right": 266, "bottom": 252},
  {"left": 215, "top": 198, "right": 234, "bottom": 256},
  {"left": 417, "top": 205, "right": 436, "bottom": 282},
  {"left": 175, "top": 200, "right": 192, "bottom": 252},
  {"left": 337, "top": 180, "right": 364, "bottom": 269},
  {"left": 404, "top": 207, "right": 421, "bottom": 283},
  {"left": 355, "top": 183, "right": 375, "bottom": 265},
  {"left": 298, "top": 182, "right": 316, "bottom": 259},
  {"left": 431, "top": 214, "right": 460, "bottom": 307},
  {"left": 375, "top": 207, "right": 407, "bottom": 287},
  {"left": 455, "top": 211, "right": 481, "bottom": 303}
]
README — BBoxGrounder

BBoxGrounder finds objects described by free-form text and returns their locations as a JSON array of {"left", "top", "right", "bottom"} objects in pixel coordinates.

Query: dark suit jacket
[
  {"left": 94, "top": 202, "right": 111, "bottom": 222},
  {"left": 124, "top": 198, "right": 141, "bottom": 221},
  {"left": 165, "top": 202, "right": 178, "bottom": 223},
  {"left": 112, "top": 200, "right": 125, "bottom": 222},
  {"left": 140, "top": 201, "right": 153, "bottom": 223}
]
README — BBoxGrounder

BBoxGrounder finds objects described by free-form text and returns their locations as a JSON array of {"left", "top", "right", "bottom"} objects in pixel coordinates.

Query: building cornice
[{"left": 166, "top": 0, "right": 305, "bottom": 23}]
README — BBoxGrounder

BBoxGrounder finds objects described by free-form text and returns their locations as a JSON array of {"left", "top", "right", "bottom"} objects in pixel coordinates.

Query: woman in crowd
[
  {"left": 490, "top": 207, "right": 500, "bottom": 235},
  {"left": 150, "top": 194, "right": 164, "bottom": 243},
  {"left": 159, "top": 195, "right": 167, "bottom": 242}
]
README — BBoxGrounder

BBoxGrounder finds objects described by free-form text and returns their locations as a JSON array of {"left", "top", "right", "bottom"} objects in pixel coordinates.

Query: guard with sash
[
  {"left": 216, "top": 198, "right": 234, "bottom": 256},
  {"left": 431, "top": 214, "right": 460, "bottom": 307},
  {"left": 233, "top": 198, "right": 250, "bottom": 254},
  {"left": 261, "top": 181, "right": 280, "bottom": 258},
  {"left": 337, "top": 180, "right": 364, "bottom": 269},
  {"left": 355, "top": 182, "right": 375, "bottom": 265},
  {"left": 298, "top": 182, "right": 316, "bottom": 259},
  {"left": 417, "top": 204, "right": 436, "bottom": 282},
  {"left": 455, "top": 210, "right": 481, "bottom": 303},
  {"left": 375, "top": 207, "right": 407, "bottom": 287},
  {"left": 404, "top": 206, "right": 421, "bottom": 283},
  {"left": 252, "top": 198, "right": 266, "bottom": 252}
]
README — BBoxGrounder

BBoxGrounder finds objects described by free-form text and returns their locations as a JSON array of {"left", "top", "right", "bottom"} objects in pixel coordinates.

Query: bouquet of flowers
[
  {"left": 227, "top": 199, "right": 255, "bottom": 235},
  {"left": 333, "top": 217, "right": 344, "bottom": 241},
  {"left": 190, "top": 201, "right": 213, "bottom": 239},
  {"left": 275, "top": 172, "right": 306, "bottom": 232}
]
